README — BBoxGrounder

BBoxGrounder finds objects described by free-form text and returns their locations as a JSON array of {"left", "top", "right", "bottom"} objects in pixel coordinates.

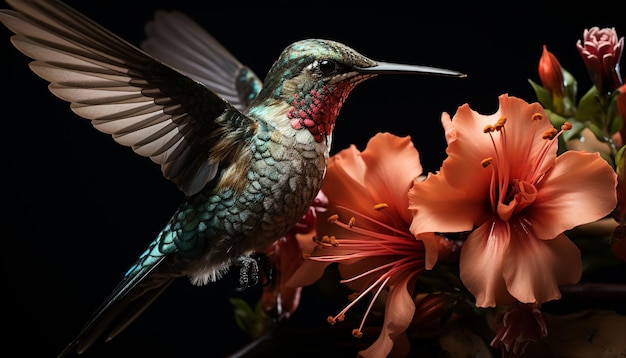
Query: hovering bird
[{"left": 0, "top": 0, "right": 465, "bottom": 356}]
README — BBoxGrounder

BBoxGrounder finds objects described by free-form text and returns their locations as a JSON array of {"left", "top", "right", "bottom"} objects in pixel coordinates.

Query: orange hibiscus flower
[
  {"left": 409, "top": 94, "right": 617, "bottom": 307},
  {"left": 288, "top": 132, "right": 448, "bottom": 357}
]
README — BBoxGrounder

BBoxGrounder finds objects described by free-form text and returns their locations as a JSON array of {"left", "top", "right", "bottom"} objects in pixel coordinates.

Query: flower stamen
[
  {"left": 373, "top": 203, "right": 388, "bottom": 210},
  {"left": 483, "top": 117, "right": 510, "bottom": 210},
  {"left": 542, "top": 128, "right": 558, "bottom": 139},
  {"left": 528, "top": 120, "right": 571, "bottom": 181},
  {"left": 348, "top": 217, "right": 356, "bottom": 227},
  {"left": 309, "top": 205, "right": 426, "bottom": 344},
  {"left": 312, "top": 235, "right": 339, "bottom": 247},
  {"left": 494, "top": 116, "right": 507, "bottom": 130}
]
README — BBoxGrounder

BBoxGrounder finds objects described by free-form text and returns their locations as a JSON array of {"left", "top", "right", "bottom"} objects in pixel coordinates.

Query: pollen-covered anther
[
  {"left": 327, "top": 316, "right": 337, "bottom": 325},
  {"left": 481, "top": 157, "right": 493, "bottom": 168},
  {"left": 327, "top": 214, "right": 339, "bottom": 223},
  {"left": 483, "top": 124, "right": 494, "bottom": 133},
  {"left": 542, "top": 127, "right": 558, "bottom": 139},
  {"left": 313, "top": 235, "right": 338, "bottom": 247},
  {"left": 348, "top": 217, "right": 356, "bottom": 227},
  {"left": 532, "top": 112, "right": 543, "bottom": 121},
  {"left": 561, "top": 121, "right": 572, "bottom": 131},
  {"left": 352, "top": 329, "right": 363, "bottom": 338},
  {"left": 337, "top": 313, "right": 345, "bottom": 322},
  {"left": 311, "top": 236, "right": 325, "bottom": 250},
  {"left": 494, "top": 116, "right": 507, "bottom": 131},
  {"left": 373, "top": 203, "right": 388, "bottom": 210}
]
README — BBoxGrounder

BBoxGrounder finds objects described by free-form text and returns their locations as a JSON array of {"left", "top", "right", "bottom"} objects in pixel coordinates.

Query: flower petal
[
  {"left": 322, "top": 142, "right": 397, "bottom": 232},
  {"left": 361, "top": 133, "right": 422, "bottom": 225},
  {"left": 459, "top": 220, "right": 515, "bottom": 307},
  {"left": 437, "top": 104, "right": 495, "bottom": 191},
  {"left": 502, "top": 232, "right": 581, "bottom": 304},
  {"left": 496, "top": 96, "right": 557, "bottom": 181},
  {"left": 322, "top": 144, "right": 368, "bottom": 206},
  {"left": 416, "top": 232, "right": 441, "bottom": 270},
  {"left": 357, "top": 274, "right": 416, "bottom": 358},
  {"left": 528, "top": 151, "right": 617, "bottom": 240},
  {"left": 286, "top": 260, "right": 331, "bottom": 287},
  {"left": 409, "top": 172, "right": 484, "bottom": 234}
]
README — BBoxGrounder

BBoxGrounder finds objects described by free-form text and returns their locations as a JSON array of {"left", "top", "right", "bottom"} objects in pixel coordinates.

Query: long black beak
[{"left": 356, "top": 61, "right": 466, "bottom": 78}]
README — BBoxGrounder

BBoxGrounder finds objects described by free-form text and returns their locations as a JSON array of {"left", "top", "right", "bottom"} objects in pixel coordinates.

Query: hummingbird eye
[{"left": 318, "top": 59, "right": 338, "bottom": 75}]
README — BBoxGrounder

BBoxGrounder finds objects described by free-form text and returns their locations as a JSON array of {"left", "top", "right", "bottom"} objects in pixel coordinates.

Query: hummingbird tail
[{"left": 57, "top": 257, "right": 174, "bottom": 357}]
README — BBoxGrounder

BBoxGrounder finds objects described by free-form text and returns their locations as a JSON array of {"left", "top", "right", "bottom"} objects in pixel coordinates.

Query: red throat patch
[{"left": 287, "top": 82, "right": 357, "bottom": 142}]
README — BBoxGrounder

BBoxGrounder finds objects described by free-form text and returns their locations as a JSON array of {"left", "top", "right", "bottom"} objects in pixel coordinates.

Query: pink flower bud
[{"left": 576, "top": 27, "right": 624, "bottom": 94}]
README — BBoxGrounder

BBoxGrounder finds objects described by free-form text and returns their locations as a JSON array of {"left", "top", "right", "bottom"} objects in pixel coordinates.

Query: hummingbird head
[{"left": 251, "top": 39, "right": 465, "bottom": 143}]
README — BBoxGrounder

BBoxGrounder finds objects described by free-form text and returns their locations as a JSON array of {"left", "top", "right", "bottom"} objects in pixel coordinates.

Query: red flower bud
[{"left": 538, "top": 45, "right": 565, "bottom": 96}]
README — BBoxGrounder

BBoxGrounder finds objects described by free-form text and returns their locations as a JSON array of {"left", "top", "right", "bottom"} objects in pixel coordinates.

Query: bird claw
[
  {"left": 234, "top": 253, "right": 273, "bottom": 291},
  {"left": 234, "top": 255, "right": 260, "bottom": 291}
]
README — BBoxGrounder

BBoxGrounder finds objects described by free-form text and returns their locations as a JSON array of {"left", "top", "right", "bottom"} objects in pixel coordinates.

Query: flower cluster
[
  {"left": 531, "top": 27, "right": 626, "bottom": 262},
  {"left": 233, "top": 26, "right": 625, "bottom": 358}
]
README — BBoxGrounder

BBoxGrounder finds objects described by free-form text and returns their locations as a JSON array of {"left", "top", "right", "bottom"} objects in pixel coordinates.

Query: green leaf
[
  {"left": 545, "top": 109, "right": 568, "bottom": 128},
  {"left": 608, "top": 93, "right": 624, "bottom": 135},
  {"left": 528, "top": 79, "right": 553, "bottom": 109},
  {"left": 616, "top": 145, "right": 626, "bottom": 170},
  {"left": 230, "top": 297, "right": 269, "bottom": 339},
  {"left": 576, "top": 86, "right": 603, "bottom": 125},
  {"left": 231, "top": 297, "right": 255, "bottom": 329},
  {"left": 562, "top": 66, "right": 578, "bottom": 100}
]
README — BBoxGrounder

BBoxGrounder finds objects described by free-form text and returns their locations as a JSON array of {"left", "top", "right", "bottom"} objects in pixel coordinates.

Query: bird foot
[
  {"left": 234, "top": 253, "right": 272, "bottom": 291},
  {"left": 234, "top": 254, "right": 260, "bottom": 291}
]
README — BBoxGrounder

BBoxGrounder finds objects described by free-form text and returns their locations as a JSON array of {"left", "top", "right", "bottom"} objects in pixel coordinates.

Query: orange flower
[
  {"left": 288, "top": 132, "right": 446, "bottom": 357},
  {"left": 409, "top": 94, "right": 617, "bottom": 307}
]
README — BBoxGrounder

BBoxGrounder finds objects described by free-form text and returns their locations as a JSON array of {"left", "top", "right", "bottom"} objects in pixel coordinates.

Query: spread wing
[
  {"left": 0, "top": 0, "right": 257, "bottom": 196},
  {"left": 141, "top": 10, "right": 263, "bottom": 111}
]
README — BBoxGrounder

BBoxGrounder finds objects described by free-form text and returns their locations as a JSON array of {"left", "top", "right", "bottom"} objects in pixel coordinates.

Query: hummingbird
[{"left": 0, "top": 0, "right": 465, "bottom": 356}]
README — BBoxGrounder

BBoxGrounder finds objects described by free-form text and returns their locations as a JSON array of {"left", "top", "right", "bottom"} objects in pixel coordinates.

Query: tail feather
[{"left": 57, "top": 256, "right": 173, "bottom": 358}]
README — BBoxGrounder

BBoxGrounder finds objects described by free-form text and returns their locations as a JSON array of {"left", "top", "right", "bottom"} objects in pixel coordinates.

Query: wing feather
[
  {"left": 1, "top": 0, "right": 256, "bottom": 196},
  {"left": 142, "top": 10, "right": 262, "bottom": 111}
]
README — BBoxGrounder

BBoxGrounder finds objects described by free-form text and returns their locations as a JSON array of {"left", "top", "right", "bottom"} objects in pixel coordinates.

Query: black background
[{"left": 1, "top": 1, "right": 624, "bottom": 357}]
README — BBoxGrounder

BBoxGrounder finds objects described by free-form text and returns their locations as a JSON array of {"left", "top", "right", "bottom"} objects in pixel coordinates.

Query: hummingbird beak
[{"left": 355, "top": 62, "right": 466, "bottom": 78}]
